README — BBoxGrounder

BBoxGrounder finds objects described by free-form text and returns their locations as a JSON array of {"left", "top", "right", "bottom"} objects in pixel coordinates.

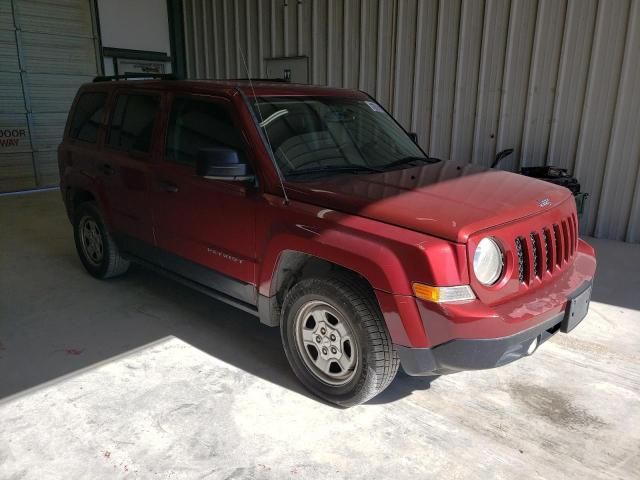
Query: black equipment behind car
[
  {"left": 520, "top": 166, "right": 581, "bottom": 195},
  {"left": 493, "top": 149, "right": 589, "bottom": 215}
]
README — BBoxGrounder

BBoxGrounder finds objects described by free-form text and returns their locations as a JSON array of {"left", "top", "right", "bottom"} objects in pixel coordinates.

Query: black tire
[
  {"left": 280, "top": 274, "right": 399, "bottom": 407},
  {"left": 73, "top": 201, "right": 130, "bottom": 279}
]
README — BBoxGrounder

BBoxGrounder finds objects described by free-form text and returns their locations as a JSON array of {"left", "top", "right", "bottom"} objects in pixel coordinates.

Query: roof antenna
[{"left": 238, "top": 46, "right": 290, "bottom": 205}]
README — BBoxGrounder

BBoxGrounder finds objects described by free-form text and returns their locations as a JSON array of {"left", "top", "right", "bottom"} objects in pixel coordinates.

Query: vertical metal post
[
  {"left": 89, "top": 0, "right": 104, "bottom": 76},
  {"left": 10, "top": 0, "right": 39, "bottom": 187},
  {"left": 258, "top": 0, "right": 265, "bottom": 77},
  {"left": 202, "top": 0, "right": 210, "bottom": 77},
  {"left": 283, "top": 1, "right": 289, "bottom": 57},
  {"left": 167, "top": 0, "right": 187, "bottom": 79},
  {"left": 297, "top": 0, "right": 303, "bottom": 56}
]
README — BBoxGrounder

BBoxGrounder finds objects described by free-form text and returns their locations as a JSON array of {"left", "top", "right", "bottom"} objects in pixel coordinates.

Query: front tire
[
  {"left": 73, "top": 202, "right": 130, "bottom": 279},
  {"left": 281, "top": 274, "right": 399, "bottom": 407}
]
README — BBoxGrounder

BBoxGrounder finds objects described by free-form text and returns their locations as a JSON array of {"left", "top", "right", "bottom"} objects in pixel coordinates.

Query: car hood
[{"left": 285, "top": 161, "right": 573, "bottom": 243}]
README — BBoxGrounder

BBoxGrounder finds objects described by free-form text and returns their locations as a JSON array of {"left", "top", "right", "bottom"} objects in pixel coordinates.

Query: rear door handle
[
  {"left": 99, "top": 163, "right": 115, "bottom": 175},
  {"left": 160, "top": 181, "right": 179, "bottom": 193}
]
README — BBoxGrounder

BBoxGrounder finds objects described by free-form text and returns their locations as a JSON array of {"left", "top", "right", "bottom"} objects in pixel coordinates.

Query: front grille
[{"left": 514, "top": 214, "right": 578, "bottom": 285}]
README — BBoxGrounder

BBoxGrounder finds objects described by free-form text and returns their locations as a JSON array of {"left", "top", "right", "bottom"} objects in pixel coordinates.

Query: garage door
[{"left": 0, "top": 0, "right": 99, "bottom": 192}]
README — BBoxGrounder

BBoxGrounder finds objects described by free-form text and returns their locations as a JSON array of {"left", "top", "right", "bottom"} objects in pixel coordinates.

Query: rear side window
[
  {"left": 166, "top": 97, "right": 243, "bottom": 166},
  {"left": 70, "top": 92, "right": 107, "bottom": 143},
  {"left": 107, "top": 94, "right": 160, "bottom": 153}
]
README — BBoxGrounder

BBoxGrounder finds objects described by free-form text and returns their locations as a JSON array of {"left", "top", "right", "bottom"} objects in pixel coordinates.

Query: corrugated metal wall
[
  {"left": 181, "top": 0, "right": 640, "bottom": 242},
  {"left": 0, "top": 0, "right": 99, "bottom": 192}
]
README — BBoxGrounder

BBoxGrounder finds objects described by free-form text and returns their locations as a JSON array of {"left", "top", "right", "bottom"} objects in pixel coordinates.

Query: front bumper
[{"left": 398, "top": 280, "right": 592, "bottom": 376}]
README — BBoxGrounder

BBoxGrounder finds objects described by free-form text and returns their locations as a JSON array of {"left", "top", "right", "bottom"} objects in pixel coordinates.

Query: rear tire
[
  {"left": 73, "top": 202, "right": 130, "bottom": 279},
  {"left": 280, "top": 274, "right": 399, "bottom": 407}
]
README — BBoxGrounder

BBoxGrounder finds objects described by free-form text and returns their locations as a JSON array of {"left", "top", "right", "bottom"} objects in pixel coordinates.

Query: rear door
[
  {"left": 97, "top": 90, "right": 162, "bottom": 246},
  {"left": 151, "top": 93, "right": 258, "bottom": 304}
]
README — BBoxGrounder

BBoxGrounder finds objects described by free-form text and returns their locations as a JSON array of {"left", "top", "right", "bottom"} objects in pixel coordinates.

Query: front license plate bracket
[{"left": 561, "top": 282, "right": 592, "bottom": 333}]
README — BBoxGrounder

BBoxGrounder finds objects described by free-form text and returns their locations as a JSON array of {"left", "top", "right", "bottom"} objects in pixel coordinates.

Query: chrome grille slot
[
  {"left": 561, "top": 220, "right": 570, "bottom": 262},
  {"left": 514, "top": 237, "right": 525, "bottom": 283},
  {"left": 543, "top": 228, "right": 552, "bottom": 273},
  {"left": 568, "top": 214, "right": 577, "bottom": 256},
  {"left": 529, "top": 232, "right": 541, "bottom": 278},
  {"left": 553, "top": 224, "right": 562, "bottom": 266}
]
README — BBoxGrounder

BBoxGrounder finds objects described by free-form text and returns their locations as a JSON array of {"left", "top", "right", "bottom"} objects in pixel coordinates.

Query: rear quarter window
[{"left": 69, "top": 92, "right": 107, "bottom": 143}]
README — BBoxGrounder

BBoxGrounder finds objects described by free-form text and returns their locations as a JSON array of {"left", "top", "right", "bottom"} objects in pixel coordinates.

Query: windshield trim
[
  {"left": 359, "top": 92, "right": 431, "bottom": 162},
  {"left": 237, "top": 88, "right": 290, "bottom": 199}
]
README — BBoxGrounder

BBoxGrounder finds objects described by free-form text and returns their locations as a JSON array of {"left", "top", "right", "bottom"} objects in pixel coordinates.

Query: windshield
[{"left": 252, "top": 96, "right": 432, "bottom": 178}]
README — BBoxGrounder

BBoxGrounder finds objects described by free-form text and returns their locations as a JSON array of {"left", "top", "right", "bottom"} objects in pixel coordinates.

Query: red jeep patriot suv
[{"left": 58, "top": 76, "right": 596, "bottom": 406}]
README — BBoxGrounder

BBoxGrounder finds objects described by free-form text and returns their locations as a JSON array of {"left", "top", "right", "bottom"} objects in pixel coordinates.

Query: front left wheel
[{"left": 280, "top": 274, "right": 399, "bottom": 407}]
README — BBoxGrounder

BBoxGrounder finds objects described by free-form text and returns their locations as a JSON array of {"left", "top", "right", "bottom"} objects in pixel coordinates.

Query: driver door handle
[{"left": 160, "top": 180, "right": 179, "bottom": 193}]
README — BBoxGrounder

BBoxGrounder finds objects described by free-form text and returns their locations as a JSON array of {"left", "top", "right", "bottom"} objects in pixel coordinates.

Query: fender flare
[
  {"left": 257, "top": 228, "right": 413, "bottom": 298},
  {"left": 64, "top": 173, "right": 114, "bottom": 228},
  {"left": 256, "top": 229, "right": 429, "bottom": 346}
]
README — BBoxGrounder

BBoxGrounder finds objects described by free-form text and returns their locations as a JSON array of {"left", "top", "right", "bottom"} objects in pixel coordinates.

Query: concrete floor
[{"left": 0, "top": 191, "right": 639, "bottom": 479}]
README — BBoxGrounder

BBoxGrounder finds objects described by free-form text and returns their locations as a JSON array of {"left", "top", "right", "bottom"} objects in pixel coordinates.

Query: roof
[
  {"left": 85, "top": 78, "right": 367, "bottom": 99},
  {"left": 210, "top": 79, "right": 366, "bottom": 98}
]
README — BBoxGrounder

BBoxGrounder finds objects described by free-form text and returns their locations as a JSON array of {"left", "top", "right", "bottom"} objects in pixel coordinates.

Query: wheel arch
[
  {"left": 259, "top": 249, "right": 378, "bottom": 327},
  {"left": 62, "top": 186, "right": 95, "bottom": 221},
  {"left": 256, "top": 227, "right": 410, "bottom": 313},
  {"left": 271, "top": 249, "right": 376, "bottom": 303},
  {"left": 256, "top": 232, "right": 428, "bottom": 346},
  {"left": 64, "top": 183, "right": 113, "bottom": 228},
  {"left": 259, "top": 231, "right": 411, "bottom": 298},
  {"left": 70, "top": 187, "right": 96, "bottom": 207}
]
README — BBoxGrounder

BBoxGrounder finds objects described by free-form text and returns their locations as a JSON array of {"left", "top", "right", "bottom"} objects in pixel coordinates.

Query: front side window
[
  {"left": 70, "top": 92, "right": 107, "bottom": 143},
  {"left": 165, "top": 97, "right": 244, "bottom": 166},
  {"left": 252, "top": 96, "right": 435, "bottom": 178},
  {"left": 107, "top": 94, "right": 160, "bottom": 153}
]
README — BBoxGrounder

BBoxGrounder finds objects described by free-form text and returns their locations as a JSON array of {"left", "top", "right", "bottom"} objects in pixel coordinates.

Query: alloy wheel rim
[
  {"left": 294, "top": 300, "right": 358, "bottom": 386},
  {"left": 79, "top": 216, "right": 104, "bottom": 267}
]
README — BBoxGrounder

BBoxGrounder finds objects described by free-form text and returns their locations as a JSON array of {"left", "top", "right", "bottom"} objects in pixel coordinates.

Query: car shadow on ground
[
  {"left": 1, "top": 251, "right": 437, "bottom": 406},
  {"left": 366, "top": 371, "right": 439, "bottom": 404},
  {"left": 0, "top": 214, "right": 310, "bottom": 402},
  {"left": 0, "top": 190, "right": 432, "bottom": 406}
]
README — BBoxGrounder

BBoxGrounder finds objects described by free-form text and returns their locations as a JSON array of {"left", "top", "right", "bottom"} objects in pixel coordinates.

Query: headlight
[{"left": 473, "top": 237, "right": 504, "bottom": 286}]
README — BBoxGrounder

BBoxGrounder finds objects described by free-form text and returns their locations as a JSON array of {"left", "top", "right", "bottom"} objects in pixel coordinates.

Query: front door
[{"left": 152, "top": 94, "right": 258, "bottom": 305}]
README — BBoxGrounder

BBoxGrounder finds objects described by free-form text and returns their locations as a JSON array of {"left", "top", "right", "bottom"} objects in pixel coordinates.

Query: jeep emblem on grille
[{"left": 538, "top": 198, "right": 551, "bottom": 208}]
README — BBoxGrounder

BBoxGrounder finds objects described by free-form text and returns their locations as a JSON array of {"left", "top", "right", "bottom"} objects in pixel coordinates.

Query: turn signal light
[{"left": 413, "top": 283, "right": 476, "bottom": 303}]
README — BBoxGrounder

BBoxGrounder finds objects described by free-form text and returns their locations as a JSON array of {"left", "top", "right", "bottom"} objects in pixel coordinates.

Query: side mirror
[
  {"left": 195, "top": 147, "right": 254, "bottom": 181},
  {"left": 408, "top": 132, "right": 419, "bottom": 144}
]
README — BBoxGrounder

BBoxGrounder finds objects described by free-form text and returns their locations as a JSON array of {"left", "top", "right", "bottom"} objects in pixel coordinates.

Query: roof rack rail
[
  {"left": 92, "top": 73, "right": 178, "bottom": 82},
  {"left": 229, "top": 77, "right": 291, "bottom": 83}
]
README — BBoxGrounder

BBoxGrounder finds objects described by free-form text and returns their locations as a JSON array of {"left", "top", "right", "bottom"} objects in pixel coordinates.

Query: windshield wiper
[
  {"left": 383, "top": 156, "right": 439, "bottom": 170},
  {"left": 286, "top": 164, "right": 384, "bottom": 177}
]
